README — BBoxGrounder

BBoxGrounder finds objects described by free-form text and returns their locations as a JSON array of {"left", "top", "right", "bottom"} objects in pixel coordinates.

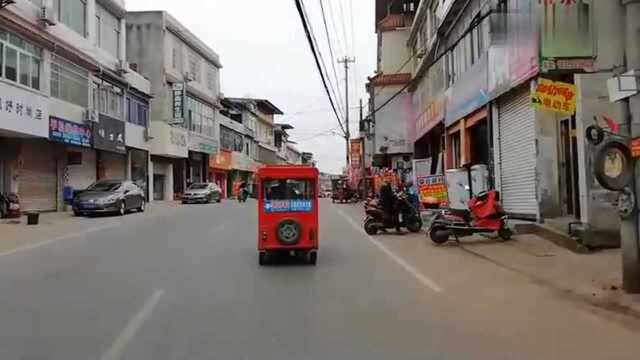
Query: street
[{"left": 0, "top": 199, "right": 639, "bottom": 359}]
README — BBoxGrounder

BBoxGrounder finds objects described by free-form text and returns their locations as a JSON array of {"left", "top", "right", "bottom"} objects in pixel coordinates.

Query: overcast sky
[{"left": 127, "top": 0, "right": 376, "bottom": 174}]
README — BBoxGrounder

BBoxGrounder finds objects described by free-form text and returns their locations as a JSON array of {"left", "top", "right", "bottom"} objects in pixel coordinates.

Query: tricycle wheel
[
  {"left": 499, "top": 228, "right": 513, "bottom": 241},
  {"left": 364, "top": 218, "right": 378, "bottom": 235},
  {"left": 307, "top": 251, "right": 317, "bottom": 266},
  {"left": 259, "top": 252, "right": 267, "bottom": 266},
  {"left": 406, "top": 217, "right": 423, "bottom": 233},
  {"left": 429, "top": 225, "right": 450, "bottom": 244}
]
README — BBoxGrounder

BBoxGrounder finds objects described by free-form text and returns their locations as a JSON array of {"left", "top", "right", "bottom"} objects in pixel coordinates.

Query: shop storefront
[
  {"left": 129, "top": 148, "right": 149, "bottom": 197},
  {"left": 186, "top": 131, "right": 218, "bottom": 186},
  {"left": 149, "top": 122, "right": 188, "bottom": 201},
  {"left": 445, "top": 107, "right": 490, "bottom": 170},
  {"left": 444, "top": 54, "right": 491, "bottom": 171},
  {"left": 209, "top": 149, "right": 232, "bottom": 198},
  {"left": 49, "top": 116, "right": 96, "bottom": 202},
  {"left": 494, "top": 84, "right": 538, "bottom": 219},
  {"left": 0, "top": 79, "right": 51, "bottom": 211},
  {"left": 18, "top": 139, "right": 59, "bottom": 212},
  {"left": 94, "top": 114, "right": 127, "bottom": 180}
]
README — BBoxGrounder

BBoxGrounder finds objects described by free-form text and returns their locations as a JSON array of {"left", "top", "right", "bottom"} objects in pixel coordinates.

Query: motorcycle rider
[{"left": 379, "top": 180, "right": 401, "bottom": 232}]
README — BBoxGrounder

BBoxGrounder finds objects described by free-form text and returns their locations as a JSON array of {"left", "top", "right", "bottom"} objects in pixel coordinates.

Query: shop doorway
[
  {"left": 153, "top": 174, "right": 165, "bottom": 201},
  {"left": 558, "top": 117, "right": 580, "bottom": 218}
]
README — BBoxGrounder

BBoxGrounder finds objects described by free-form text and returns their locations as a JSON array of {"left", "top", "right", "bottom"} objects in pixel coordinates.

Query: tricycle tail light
[{"left": 261, "top": 231, "right": 268, "bottom": 241}]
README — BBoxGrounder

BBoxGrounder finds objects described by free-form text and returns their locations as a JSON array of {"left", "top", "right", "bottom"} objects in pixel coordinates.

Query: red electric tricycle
[{"left": 257, "top": 165, "right": 319, "bottom": 265}]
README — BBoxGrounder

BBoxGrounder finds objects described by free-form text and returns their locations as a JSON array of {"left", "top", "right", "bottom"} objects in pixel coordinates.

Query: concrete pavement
[{"left": 0, "top": 199, "right": 638, "bottom": 359}]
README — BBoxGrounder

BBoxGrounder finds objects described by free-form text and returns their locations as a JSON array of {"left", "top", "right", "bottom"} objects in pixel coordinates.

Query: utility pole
[
  {"left": 621, "top": 0, "right": 640, "bottom": 293},
  {"left": 338, "top": 56, "right": 355, "bottom": 167}
]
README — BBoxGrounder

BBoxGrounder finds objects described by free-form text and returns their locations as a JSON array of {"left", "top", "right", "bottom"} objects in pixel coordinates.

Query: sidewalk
[
  {"left": 0, "top": 201, "right": 183, "bottom": 256},
  {"left": 443, "top": 231, "right": 640, "bottom": 318}
]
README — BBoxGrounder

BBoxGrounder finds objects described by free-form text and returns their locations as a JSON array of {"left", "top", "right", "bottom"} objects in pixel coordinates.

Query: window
[
  {"left": 1, "top": 31, "right": 42, "bottom": 90},
  {"left": 207, "top": 67, "right": 216, "bottom": 90},
  {"left": 263, "top": 179, "right": 314, "bottom": 200},
  {"left": 186, "top": 96, "right": 215, "bottom": 137},
  {"left": 95, "top": 14, "right": 101, "bottom": 47},
  {"left": 55, "top": 0, "right": 87, "bottom": 37},
  {"left": 19, "top": 53, "right": 30, "bottom": 86},
  {"left": 92, "top": 82, "right": 123, "bottom": 119},
  {"left": 127, "top": 96, "right": 149, "bottom": 127},
  {"left": 31, "top": 58, "right": 40, "bottom": 90},
  {"left": 50, "top": 56, "right": 89, "bottom": 107},
  {"left": 96, "top": 4, "right": 120, "bottom": 57},
  {"left": 5, "top": 47, "right": 17, "bottom": 82},
  {"left": 188, "top": 52, "right": 200, "bottom": 81},
  {"left": 172, "top": 47, "right": 177, "bottom": 69}
]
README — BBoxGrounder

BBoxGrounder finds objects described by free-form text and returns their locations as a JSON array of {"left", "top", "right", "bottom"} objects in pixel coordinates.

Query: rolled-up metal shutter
[
  {"left": 19, "top": 141, "right": 57, "bottom": 211},
  {"left": 99, "top": 152, "right": 126, "bottom": 180},
  {"left": 498, "top": 87, "right": 538, "bottom": 218}
]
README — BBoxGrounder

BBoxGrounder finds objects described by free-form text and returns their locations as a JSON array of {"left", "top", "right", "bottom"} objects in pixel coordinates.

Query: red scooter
[{"left": 428, "top": 166, "right": 511, "bottom": 244}]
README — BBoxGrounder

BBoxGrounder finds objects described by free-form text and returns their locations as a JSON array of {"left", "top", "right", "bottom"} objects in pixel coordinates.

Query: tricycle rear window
[{"left": 264, "top": 179, "right": 314, "bottom": 200}]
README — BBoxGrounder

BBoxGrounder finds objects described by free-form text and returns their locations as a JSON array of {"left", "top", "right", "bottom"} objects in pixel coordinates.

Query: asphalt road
[{"left": 0, "top": 199, "right": 638, "bottom": 359}]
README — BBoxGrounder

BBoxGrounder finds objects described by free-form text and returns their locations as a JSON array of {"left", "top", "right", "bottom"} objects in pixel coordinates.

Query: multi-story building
[
  {"left": 274, "top": 123, "right": 294, "bottom": 164},
  {"left": 126, "top": 11, "right": 221, "bottom": 201},
  {"left": 407, "top": 0, "right": 627, "bottom": 247},
  {"left": 218, "top": 97, "right": 257, "bottom": 197},
  {"left": 286, "top": 144, "right": 302, "bottom": 165},
  {"left": 366, "top": 0, "right": 418, "bottom": 177},
  {"left": 224, "top": 97, "right": 283, "bottom": 167},
  {"left": 0, "top": 0, "right": 151, "bottom": 212}
]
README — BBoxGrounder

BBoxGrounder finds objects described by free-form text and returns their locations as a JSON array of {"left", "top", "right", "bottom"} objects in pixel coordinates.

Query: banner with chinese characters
[
  {"left": 0, "top": 81, "right": 48, "bottom": 138},
  {"left": 531, "top": 78, "right": 577, "bottom": 115},
  {"left": 416, "top": 175, "right": 448, "bottom": 207},
  {"left": 49, "top": 117, "right": 92, "bottom": 147}
]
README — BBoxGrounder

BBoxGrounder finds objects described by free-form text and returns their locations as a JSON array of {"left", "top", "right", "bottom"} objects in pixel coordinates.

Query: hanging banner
[
  {"left": 531, "top": 78, "right": 577, "bottom": 115},
  {"left": 350, "top": 138, "right": 363, "bottom": 168},
  {"left": 416, "top": 175, "right": 448, "bottom": 207}
]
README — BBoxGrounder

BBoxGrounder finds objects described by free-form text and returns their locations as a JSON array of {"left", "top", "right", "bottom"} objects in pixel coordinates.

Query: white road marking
[
  {"left": 0, "top": 223, "right": 119, "bottom": 258},
  {"left": 336, "top": 207, "right": 443, "bottom": 293},
  {"left": 100, "top": 289, "right": 165, "bottom": 360}
]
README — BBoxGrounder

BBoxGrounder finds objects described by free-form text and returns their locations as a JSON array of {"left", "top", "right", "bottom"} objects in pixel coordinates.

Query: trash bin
[{"left": 25, "top": 212, "right": 39, "bottom": 225}]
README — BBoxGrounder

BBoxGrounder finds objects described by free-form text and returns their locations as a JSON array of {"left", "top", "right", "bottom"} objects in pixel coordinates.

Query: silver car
[{"left": 182, "top": 183, "right": 222, "bottom": 204}]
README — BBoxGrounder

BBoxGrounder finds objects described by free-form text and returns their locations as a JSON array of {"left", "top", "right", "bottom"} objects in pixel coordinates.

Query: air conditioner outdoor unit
[
  {"left": 116, "top": 59, "right": 129, "bottom": 74},
  {"left": 144, "top": 127, "right": 154, "bottom": 141},
  {"left": 84, "top": 109, "right": 98, "bottom": 123},
  {"left": 184, "top": 72, "right": 196, "bottom": 82},
  {"left": 40, "top": 5, "right": 56, "bottom": 26}
]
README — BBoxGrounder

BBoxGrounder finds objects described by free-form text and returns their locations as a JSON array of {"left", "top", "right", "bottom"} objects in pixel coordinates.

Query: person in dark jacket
[{"left": 379, "top": 181, "right": 400, "bottom": 232}]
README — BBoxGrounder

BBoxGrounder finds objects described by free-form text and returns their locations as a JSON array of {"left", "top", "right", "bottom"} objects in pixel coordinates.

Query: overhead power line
[
  {"left": 319, "top": 0, "right": 344, "bottom": 113},
  {"left": 294, "top": 0, "right": 346, "bottom": 136},
  {"left": 300, "top": 0, "right": 345, "bottom": 124}
]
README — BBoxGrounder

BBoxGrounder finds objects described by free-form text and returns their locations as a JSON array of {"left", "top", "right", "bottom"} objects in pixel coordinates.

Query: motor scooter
[
  {"left": 428, "top": 165, "right": 512, "bottom": 244},
  {"left": 0, "top": 192, "right": 21, "bottom": 219},
  {"left": 363, "top": 191, "right": 423, "bottom": 235}
]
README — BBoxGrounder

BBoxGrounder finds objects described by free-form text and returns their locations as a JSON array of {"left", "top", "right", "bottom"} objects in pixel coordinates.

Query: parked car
[
  {"left": 73, "top": 180, "right": 145, "bottom": 216},
  {"left": 182, "top": 183, "right": 222, "bottom": 204}
]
